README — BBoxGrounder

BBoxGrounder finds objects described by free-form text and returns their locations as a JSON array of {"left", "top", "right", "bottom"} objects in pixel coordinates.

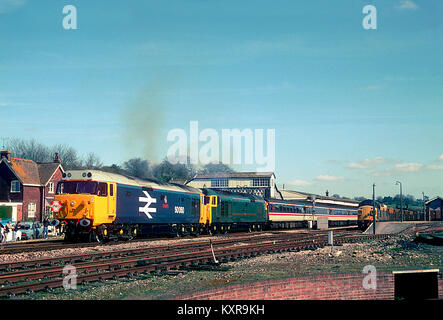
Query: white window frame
[
  {"left": 48, "top": 182, "right": 54, "bottom": 194},
  {"left": 10, "top": 180, "right": 20, "bottom": 193},
  {"left": 211, "top": 179, "right": 228, "bottom": 187},
  {"left": 252, "top": 178, "right": 270, "bottom": 187},
  {"left": 28, "top": 202, "right": 36, "bottom": 218}
]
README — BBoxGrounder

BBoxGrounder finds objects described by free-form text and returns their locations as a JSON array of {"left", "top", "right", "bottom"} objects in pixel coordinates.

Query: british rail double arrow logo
[{"left": 139, "top": 191, "right": 157, "bottom": 219}]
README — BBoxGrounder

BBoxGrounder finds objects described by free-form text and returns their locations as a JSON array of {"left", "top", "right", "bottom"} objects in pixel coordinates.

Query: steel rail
[{"left": 0, "top": 233, "right": 389, "bottom": 297}]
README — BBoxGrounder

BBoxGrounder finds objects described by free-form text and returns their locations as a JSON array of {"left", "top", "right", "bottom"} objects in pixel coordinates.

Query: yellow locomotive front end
[
  {"left": 357, "top": 200, "right": 386, "bottom": 230},
  {"left": 53, "top": 171, "right": 116, "bottom": 241},
  {"left": 357, "top": 205, "right": 375, "bottom": 230}
]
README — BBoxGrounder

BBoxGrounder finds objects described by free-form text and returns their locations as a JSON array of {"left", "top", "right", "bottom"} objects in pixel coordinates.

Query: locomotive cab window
[
  {"left": 97, "top": 182, "right": 107, "bottom": 197},
  {"left": 57, "top": 181, "right": 98, "bottom": 195}
]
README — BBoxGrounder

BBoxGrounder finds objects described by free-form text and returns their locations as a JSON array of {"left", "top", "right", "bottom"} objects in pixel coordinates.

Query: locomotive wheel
[
  {"left": 191, "top": 225, "right": 200, "bottom": 237},
  {"left": 88, "top": 230, "right": 101, "bottom": 243},
  {"left": 64, "top": 227, "right": 76, "bottom": 242},
  {"left": 170, "top": 226, "right": 180, "bottom": 238}
]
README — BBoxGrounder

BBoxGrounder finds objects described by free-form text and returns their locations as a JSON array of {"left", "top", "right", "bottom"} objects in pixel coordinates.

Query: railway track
[
  {"left": 0, "top": 229, "right": 355, "bottom": 270},
  {"left": 0, "top": 226, "right": 358, "bottom": 255},
  {"left": 0, "top": 229, "right": 389, "bottom": 298}
]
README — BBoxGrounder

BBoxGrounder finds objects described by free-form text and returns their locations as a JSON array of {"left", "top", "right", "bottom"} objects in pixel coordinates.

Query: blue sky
[{"left": 0, "top": 0, "right": 442, "bottom": 199}]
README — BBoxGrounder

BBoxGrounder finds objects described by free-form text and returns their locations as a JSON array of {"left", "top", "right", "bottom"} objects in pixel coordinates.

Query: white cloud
[
  {"left": 287, "top": 180, "right": 312, "bottom": 187},
  {"left": 0, "top": 0, "right": 27, "bottom": 14},
  {"left": 394, "top": 162, "right": 423, "bottom": 172},
  {"left": 371, "top": 168, "right": 393, "bottom": 177},
  {"left": 438, "top": 154, "right": 443, "bottom": 161},
  {"left": 426, "top": 165, "right": 443, "bottom": 170},
  {"left": 315, "top": 175, "right": 345, "bottom": 182},
  {"left": 396, "top": 0, "right": 418, "bottom": 10},
  {"left": 345, "top": 157, "right": 386, "bottom": 169}
]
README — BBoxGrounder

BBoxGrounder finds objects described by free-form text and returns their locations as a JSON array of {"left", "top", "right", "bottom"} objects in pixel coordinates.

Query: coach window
[
  {"left": 97, "top": 182, "right": 108, "bottom": 197},
  {"left": 110, "top": 184, "right": 114, "bottom": 196}
]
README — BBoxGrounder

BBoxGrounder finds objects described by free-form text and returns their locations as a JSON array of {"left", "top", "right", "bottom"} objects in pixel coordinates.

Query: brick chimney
[
  {"left": 53, "top": 152, "right": 61, "bottom": 163},
  {"left": 0, "top": 150, "right": 11, "bottom": 161}
]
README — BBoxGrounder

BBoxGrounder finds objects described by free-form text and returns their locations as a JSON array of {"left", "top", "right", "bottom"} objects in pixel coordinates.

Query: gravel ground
[{"left": 4, "top": 232, "right": 441, "bottom": 300}]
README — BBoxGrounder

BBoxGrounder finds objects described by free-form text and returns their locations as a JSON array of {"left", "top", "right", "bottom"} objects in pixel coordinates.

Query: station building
[
  {"left": 0, "top": 150, "right": 64, "bottom": 222},
  {"left": 425, "top": 197, "right": 443, "bottom": 221},
  {"left": 186, "top": 172, "right": 277, "bottom": 198}
]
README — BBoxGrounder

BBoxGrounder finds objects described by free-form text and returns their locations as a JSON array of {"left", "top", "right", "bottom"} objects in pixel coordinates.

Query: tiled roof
[
  {"left": 9, "top": 158, "right": 42, "bottom": 185},
  {"left": 1, "top": 157, "right": 62, "bottom": 186},
  {"left": 37, "top": 162, "right": 62, "bottom": 185}
]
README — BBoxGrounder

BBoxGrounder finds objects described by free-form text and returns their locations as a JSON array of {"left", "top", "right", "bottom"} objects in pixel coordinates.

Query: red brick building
[{"left": 0, "top": 150, "right": 64, "bottom": 222}]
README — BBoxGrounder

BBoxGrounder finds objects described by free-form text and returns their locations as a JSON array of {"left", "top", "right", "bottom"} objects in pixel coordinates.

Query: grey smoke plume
[{"left": 121, "top": 81, "right": 169, "bottom": 163}]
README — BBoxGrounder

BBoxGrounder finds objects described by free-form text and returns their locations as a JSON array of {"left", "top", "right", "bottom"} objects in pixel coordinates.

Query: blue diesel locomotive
[{"left": 54, "top": 170, "right": 208, "bottom": 241}]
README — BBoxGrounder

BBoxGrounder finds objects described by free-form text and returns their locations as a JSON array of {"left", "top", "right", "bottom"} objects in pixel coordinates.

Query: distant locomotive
[
  {"left": 357, "top": 200, "right": 387, "bottom": 230},
  {"left": 52, "top": 170, "right": 358, "bottom": 242}
]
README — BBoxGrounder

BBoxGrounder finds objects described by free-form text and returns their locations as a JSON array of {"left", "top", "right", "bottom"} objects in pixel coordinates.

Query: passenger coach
[{"left": 267, "top": 198, "right": 358, "bottom": 229}]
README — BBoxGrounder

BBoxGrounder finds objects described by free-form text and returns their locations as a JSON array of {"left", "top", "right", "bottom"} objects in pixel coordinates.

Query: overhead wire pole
[
  {"left": 396, "top": 181, "right": 403, "bottom": 222},
  {"left": 372, "top": 183, "right": 376, "bottom": 235}
]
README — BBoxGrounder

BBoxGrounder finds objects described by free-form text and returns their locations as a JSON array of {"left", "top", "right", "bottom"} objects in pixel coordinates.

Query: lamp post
[{"left": 396, "top": 181, "right": 403, "bottom": 222}]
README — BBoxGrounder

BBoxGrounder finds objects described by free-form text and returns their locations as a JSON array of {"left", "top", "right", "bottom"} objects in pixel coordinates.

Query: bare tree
[
  {"left": 50, "top": 144, "right": 83, "bottom": 169},
  {"left": 7, "top": 138, "right": 50, "bottom": 162},
  {"left": 83, "top": 152, "right": 103, "bottom": 169}
]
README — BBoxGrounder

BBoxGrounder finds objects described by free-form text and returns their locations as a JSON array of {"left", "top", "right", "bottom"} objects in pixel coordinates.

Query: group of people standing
[{"left": 0, "top": 218, "right": 50, "bottom": 243}]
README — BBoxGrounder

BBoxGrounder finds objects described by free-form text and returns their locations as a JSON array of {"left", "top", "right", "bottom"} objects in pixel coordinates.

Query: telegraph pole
[
  {"left": 396, "top": 181, "right": 403, "bottom": 222},
  {"left": 372, "top": 183, "right": 376, "bottom": 234}
]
